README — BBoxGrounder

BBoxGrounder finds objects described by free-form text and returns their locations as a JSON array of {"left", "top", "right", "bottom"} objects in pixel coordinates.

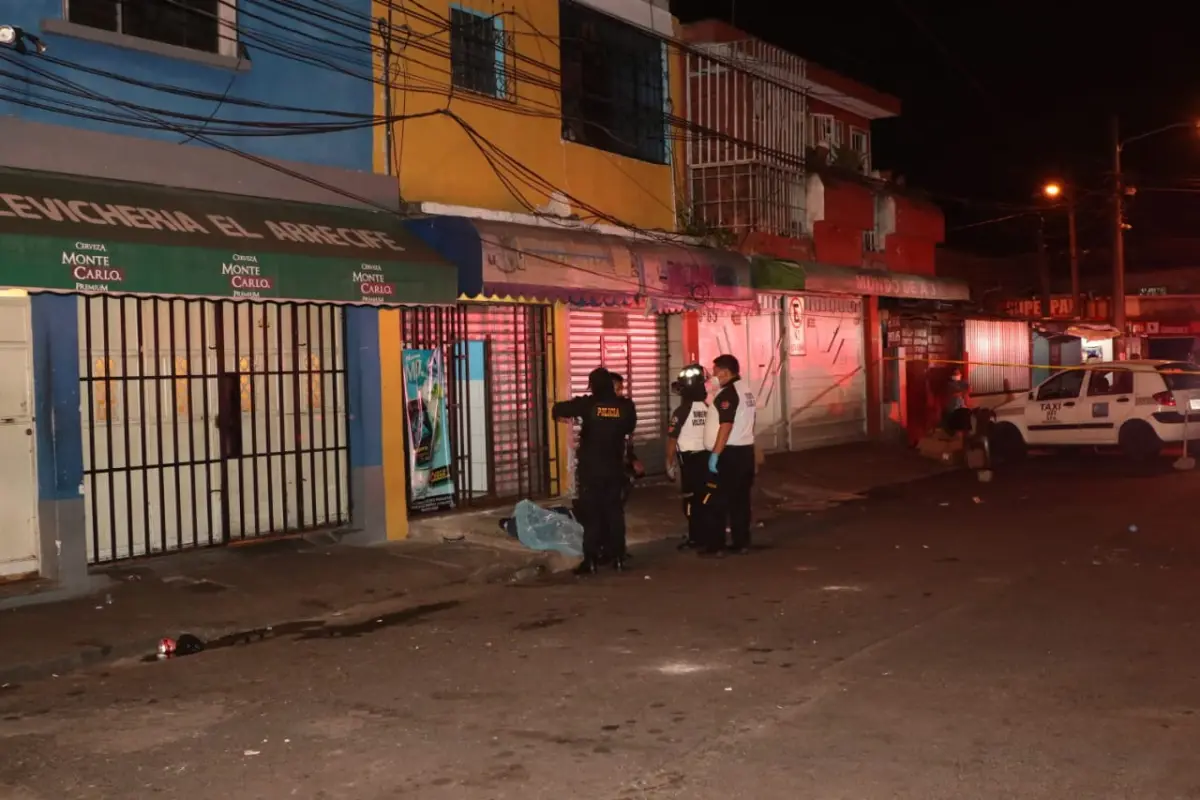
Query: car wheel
[
  {"left": 989, "top": 422, "right": 1026, "bottom": 462},
  {"left": 1118, "top": 420, "right": 1162, "bottom": 460}
]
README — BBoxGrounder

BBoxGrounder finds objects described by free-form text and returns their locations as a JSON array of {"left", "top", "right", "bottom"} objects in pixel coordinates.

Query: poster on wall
[
  {"left": 787, "top": 295, "right": 806, "bottom": 356},
  {"left": 403, "top": 348, "right": 455, "bottom": 513}
]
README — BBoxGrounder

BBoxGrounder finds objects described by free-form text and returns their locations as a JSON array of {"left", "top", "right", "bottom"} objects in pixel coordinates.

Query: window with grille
[
  {"left": 450, "top": 7, "right": 510, "bottom": 99},
  {"left": 559, "top": 0, "right": 667, "bottom": 165},
  {"left": 811, "top": 114, "right": 835, "bottom": 148},
  {"left": 850, "top": 127, "right": 870, "bottom": 171},
  {"left": 66, "top": 0, "right": 231, "bottom": 55}
]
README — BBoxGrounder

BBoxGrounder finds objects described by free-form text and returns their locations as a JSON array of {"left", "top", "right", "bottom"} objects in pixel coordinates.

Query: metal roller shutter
[
  {"left": 463, "top": 303, "right": 553, "bottom": 501},
  {"left": 785, "top": 293, "right": 868, "bottom": 450},
  {"left": 398, "top": 303, "right": 555, "bottom": 508},
  {"left": 964, "top": 318, "right": 1031, "bottom": 396},
  {"left": 696, "top": 303, "right": 788, "bottom": 453},
  {"left": 568, "top": 309, "right": 669, "bottom": 474}
]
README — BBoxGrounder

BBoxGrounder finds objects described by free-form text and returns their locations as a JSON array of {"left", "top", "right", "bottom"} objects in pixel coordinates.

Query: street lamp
[
  {"left": 1112, "top": 118, "right": 1200, "bottom": 357},
  {"left": 1040, "top": 181, "right": 1080, "bottom": 318},
  {"left": 0, "top": 25, "right": 46, "bottom": 54}
]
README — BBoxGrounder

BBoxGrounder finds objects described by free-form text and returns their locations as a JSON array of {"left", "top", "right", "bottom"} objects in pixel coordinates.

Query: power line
[{"left": 0, "top": 51, "right": 707, "bottom": 303}]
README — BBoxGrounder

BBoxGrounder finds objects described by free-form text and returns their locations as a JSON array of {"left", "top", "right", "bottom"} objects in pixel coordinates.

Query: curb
[
  {"left": 0, "top": 469, "right": 959, "bottom": 687},
  {"left": 0, "top": 552, "right": 549, "bottom": 687}
]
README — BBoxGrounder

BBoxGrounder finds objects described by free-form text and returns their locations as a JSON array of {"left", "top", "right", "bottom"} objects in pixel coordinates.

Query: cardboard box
[{"left": 918, "top": 432, "right": 963, "bottom": 463}]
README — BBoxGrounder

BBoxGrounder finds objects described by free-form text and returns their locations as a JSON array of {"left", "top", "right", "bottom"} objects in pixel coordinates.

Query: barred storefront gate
[
  {"left": 80, "top": 296, "right": 349, "bottom": 564},
  {"left": 400, "top": 303, "right": 556, "bottom": 509}
]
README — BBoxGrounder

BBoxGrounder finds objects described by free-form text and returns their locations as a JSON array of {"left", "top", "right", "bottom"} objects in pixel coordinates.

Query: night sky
[{"left": 672, "top": 0, "right": 1200, "bottom": 267}]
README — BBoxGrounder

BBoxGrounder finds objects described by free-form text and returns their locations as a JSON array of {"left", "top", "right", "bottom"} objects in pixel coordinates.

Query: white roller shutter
[
  {"left": 696, "top": 302, "right": 788, "bottom": 453},
  {"left": 785, "top": 293, "right": 867, "bottom": 450},
  {"left": 567, "top": 309, "right": 668, "bottom": 474}
]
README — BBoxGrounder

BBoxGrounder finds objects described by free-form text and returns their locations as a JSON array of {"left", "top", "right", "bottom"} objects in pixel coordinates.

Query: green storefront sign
[
  {"left": 0, "top": 168, "right": 457, "bottom": 305},
  {"left": 751, "top": 257, "right": 969, "bottom": 302}
]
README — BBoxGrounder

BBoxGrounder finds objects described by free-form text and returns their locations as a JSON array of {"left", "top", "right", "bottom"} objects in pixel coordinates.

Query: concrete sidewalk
[
  {"left": 410, "top": 440, "right": 954, "bottom": 547},
  {"left": 0, "top": 441, "right": 947, "bottom": 686},
  {"left": 0, "top": 536, "right": 549, "bottom": 685}
]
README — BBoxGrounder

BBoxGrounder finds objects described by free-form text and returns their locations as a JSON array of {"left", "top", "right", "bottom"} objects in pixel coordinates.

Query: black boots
[{"left": 574, "top": 554, "right": 628, "bottom": 576}]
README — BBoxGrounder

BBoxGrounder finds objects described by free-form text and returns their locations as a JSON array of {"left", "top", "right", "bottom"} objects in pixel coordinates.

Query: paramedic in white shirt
[
  {"left": 700, "top": 353, "right": 757, "bottom": 555},
  {"left": 664, "top": 364, "right": 709, "bottom": 551}
]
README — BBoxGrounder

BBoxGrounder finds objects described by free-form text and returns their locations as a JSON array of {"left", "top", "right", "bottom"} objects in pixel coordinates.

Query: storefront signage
[
  {"left": 751, "top": 257, "right": 969, "bottom": 302},
  {"left": 0, "top": 234, "right": 452, "bottom": 305},
  {"left": 403, "top": 349, "right": 455, "bottom": 514},
  {"left": 476, "top": 221, "right": 637, "bottom": 298},
  {"left": 637, "top": 244, "right": 756, "bottom": 310},
  {"left": 1135, "top": 320, "right": 1200, "bottom": 336},
  {"left": 1004, "top": 297, "right": 1077, "bottom": 318},
  {"left": 786, "top": 295, "right": 806, "bottom": 356},
  {"left": 851, "top": 273, "right": 964, "bottom": 300},
  {"left": 0, "top": 192, "right": 407, "bottom": 252},
  {"left": 0, "top": 168, "right": 451, "bottom": 263}
]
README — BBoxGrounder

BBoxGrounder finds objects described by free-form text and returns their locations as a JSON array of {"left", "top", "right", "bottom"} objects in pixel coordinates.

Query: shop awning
[
  {"left": 405, "top": 215, "right": 638, "bottom": 305},
  {"left": 405, "top": 215, "right": 757, "bottom": 310},
  {"left": 752, "top": 257, "right": 969, "bottom": 302},
  {"left": 632, "top": 241, "right": 756, "bottom": 312},
  {"left": 0, "top": 168, "right": 458, "bottom": 305}
]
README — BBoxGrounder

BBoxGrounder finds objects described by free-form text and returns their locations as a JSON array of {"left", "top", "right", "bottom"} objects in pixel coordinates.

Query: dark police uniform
[
  {"left": 702, "top": 376, "right": 757, "bottom": 553},
  {"left": 553, "top": 389, "right": 637, "bottom": 570},
  {"left": 666, "top": 397, "right": 709, "bottom": 548}
]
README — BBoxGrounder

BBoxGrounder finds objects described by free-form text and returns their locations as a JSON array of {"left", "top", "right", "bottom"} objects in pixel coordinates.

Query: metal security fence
[
  {"left": 399, "top": 303, "right": 557, "bottom": 510},
  {"left": 80, "top": 296, "right": 349, "bottom": 563}
]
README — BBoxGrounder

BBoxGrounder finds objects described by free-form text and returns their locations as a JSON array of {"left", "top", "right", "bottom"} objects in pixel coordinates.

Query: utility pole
[
  {"left": 377, "top": 17, "right": 394, "bottom": 176},
  {"left": 1111, "top": 115, "right": 1126, "bottom": 358},
  {"left": 1037, "top": 214, "right": 1050, "bottom": 318},
  {"left": 1067, "top": 195, "right": 1080, "bottom": 318}
]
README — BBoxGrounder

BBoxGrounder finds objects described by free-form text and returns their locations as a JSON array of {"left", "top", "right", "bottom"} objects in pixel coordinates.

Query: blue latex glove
[{"left": 708, "top": 452, "right": 720, "bottom": 474}]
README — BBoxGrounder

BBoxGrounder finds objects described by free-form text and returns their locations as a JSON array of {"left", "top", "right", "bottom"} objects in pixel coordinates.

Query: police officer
[
  {"left": 701, "top": 354, "right": 757, "bottom": 555},
  {"left": 553, "top": 368, "right": 637, "bottom": 575},
  {"left": 664, "top": 364, "right": 709, "bottom": 551}
]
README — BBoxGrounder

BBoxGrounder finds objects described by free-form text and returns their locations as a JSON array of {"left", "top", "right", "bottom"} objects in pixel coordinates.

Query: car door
[
  {"left": 1025, "top": 369, "right": 1088, "bottom": 446},
  {"left": 1079, "top": 367, "right": 1135, "bottom": 445}
]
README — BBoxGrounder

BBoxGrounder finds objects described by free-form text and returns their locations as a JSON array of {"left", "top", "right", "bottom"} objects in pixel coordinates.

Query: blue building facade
[
  {"left": 0, "top": 0, "right": 451, "bottom": 598},
  {"left": 1, "top": 0, "right": 375, "bottom": 170}
]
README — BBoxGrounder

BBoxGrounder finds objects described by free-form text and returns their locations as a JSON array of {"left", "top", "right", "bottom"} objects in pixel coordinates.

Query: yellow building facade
[
  {"left": 370, "top": 0, "right": 684, "bottom": 231},
  {"left": 369, "top": 0, "right": 701, "bottom": 537}
]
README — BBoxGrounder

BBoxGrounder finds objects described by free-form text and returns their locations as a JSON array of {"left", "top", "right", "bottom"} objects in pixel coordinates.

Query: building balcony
[{"left": 687, "top": 162, "right": 807, "bottom": 239}]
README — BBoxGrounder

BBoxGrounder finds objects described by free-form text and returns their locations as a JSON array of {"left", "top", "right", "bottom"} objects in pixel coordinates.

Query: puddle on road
[
  {"left": 512, "top": 616, "right": 567, "bottom": 632},
  {"left": 141, "top": 600, "right": 462, "bottom": 662}
]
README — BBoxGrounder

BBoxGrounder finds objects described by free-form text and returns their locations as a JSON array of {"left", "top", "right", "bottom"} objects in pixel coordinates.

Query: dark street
[{"left": 3, "top": 457, "right": 1199, "bottom": 799}]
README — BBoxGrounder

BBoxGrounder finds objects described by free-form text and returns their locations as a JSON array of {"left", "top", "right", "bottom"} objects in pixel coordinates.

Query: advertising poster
[{"left": 403, "top": 348, "right": 455, "bottom": 513}]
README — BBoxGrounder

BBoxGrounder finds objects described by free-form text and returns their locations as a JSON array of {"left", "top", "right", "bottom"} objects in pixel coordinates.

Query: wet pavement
[{"left": 3, "top": 454, "right": 1200, "bottom": 799}]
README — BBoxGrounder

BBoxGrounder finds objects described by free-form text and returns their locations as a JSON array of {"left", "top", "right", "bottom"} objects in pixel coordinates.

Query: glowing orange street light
[{"left": 1036, "top": 180, "right": 1078, "bottom": 317}]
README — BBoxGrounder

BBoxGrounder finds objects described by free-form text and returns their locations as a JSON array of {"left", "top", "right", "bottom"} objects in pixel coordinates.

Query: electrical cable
[
  {"left": 0, "top": 52, "right": 703, "bottom": 303},
  {"left": 5, "top": 2, "right": 1027, "bottom": 284}
]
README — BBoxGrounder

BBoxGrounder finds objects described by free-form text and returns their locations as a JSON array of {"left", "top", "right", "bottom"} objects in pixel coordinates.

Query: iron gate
[
  {"left": 400, "top": 303, "right": 556, "bottom": 509},
  {"left": 80, "top": 296, "right": 349, "bottom": 564}
]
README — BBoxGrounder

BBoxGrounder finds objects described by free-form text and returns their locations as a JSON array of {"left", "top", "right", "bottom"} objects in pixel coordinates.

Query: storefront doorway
[
  {"left": 400, "top": 303, "right": 555, "bottom": 509},
  {"left": 80, "top": 296, "right": 349, "bottom": 564}
]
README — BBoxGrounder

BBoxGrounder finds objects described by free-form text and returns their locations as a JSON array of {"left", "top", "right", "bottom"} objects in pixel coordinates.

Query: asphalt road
[{"left": 3, "top": 455, "right": 1200, "bottom": 799}]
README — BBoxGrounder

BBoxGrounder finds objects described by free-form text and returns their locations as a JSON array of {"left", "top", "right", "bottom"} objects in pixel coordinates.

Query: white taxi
[{"left": 989, "top": 360, "right": 1200, "bottom": 460}]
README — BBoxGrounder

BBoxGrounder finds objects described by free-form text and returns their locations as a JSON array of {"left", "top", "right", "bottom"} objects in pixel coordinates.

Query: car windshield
[{"left": 1156, "top": 362, "right": 1200, "bottom": 390}]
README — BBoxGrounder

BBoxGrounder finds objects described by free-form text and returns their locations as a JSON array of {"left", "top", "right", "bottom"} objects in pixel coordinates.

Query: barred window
[{"left": 559, "top": 0, "right": 666, "bottom": 165}]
